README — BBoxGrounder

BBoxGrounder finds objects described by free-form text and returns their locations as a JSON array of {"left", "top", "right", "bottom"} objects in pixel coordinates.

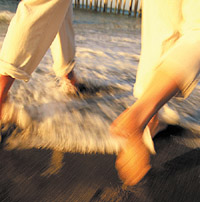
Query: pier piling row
[{"left": 73, "top": 0, "right": 142, "bottom": 17}]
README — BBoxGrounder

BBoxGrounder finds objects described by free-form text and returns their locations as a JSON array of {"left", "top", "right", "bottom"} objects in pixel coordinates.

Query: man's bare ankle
[{"left": 63, "top": 69, "right": 77, "bottom": 86}]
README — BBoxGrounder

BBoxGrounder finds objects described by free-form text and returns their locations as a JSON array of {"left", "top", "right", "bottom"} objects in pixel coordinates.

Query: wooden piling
[
  {"left": 118, "top": 0, "right": 122, "bottom": 14},
  {"left": 122, "top": 0, "right": 126, "bottom": 14},
  {"left": 114, "top": 0, "right": 117, "bottom": 13},
  {"left": 100, "top": 0, "right": 103, "bottom": 11},
  {"left": 103, "top": 0, "right": 108, "bottom": 12},
  {"left": 81, "top": 0, "right": 84, "bottom": 8},
  {"left": 73, "top": 0, "right": 142, "bottom": 17},
  {"left": 94, "top": 0, "right": 98, "bottom": 11},
  {"left": 89, "top": 0, "right": 93, "bottom": 10},
  {"left": 86, "top": 0, "right": 88, "bottom": 9},
  {"left": 129, "top": 0, "right": 133, "bottom": 15},
  {"left": 134, "top": 0, "right": 138, "bottom": 17},
  {"left": 110, "top": 0, "right": 113, "bottom": 13},
  {"left": 138, "top": 0, "right": 142, "bottom": 17}
]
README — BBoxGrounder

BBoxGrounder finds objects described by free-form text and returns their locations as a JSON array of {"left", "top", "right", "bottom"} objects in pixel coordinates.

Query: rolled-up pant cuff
[{"left": 0, "top": 59, "right": 30, "bottom": 81}]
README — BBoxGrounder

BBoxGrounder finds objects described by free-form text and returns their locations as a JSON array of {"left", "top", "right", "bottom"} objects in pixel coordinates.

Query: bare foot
[
  {"left": 0, "top": 75, "right": 15, "bottom": 142},
  {"left": 110, "top": 108, "right": 151, "bottom": 186},
  {"left": 0, "top": 75, "right": 14, "bottom": 115},
  {"left": 116, "top": 135, "right": 151, "bottom": 186},
  {"left": 62, "top": 69, "right": 88, "bottom": 95},
  {"left": 63, "top": 69, "right": 77, "bottom": 86},
  {"left": 110, "top": 108, "right": 168, "bottom": 186},
  {"left": 61, "top": 69, "right": 79, "bottom": 95}
]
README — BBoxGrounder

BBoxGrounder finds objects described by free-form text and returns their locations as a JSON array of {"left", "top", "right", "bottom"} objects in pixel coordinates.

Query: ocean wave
[{"left": 0, "top": 5, "right": 199, "bottom": 154}]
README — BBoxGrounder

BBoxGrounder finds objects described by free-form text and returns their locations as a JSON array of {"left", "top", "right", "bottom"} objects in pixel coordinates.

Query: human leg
[
  {"left": 51, "top": 2, "right": 88, "bottom": 95},
  {"left": 111, "top": 27, "right": 200, "bottom": 185},
  {"left": 50, "top": 2, "right": 80, "bottom": 94},
  {"left": 0, "top": 76, "right": 15, "bottom": 117},
  {"left": 132, "top": 0, "right": 181, "bottom": 140},
  {"left": 0, "top": 75, "right": 14, "bottom": 142},
  {"left": 0, "top": 0, "right": 72, "bottom": 81},
  {"left": 51, "top": 2, "right": 76, "bottom": 79},
  {"left": 110, "top": 69, "right": 179, "bottom": 186},
  {"left": 0, "top": 0, "right": 72, "bottom": 128}
]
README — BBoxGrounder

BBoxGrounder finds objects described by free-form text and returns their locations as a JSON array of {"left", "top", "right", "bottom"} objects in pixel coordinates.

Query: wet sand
[{"left": 1, "top": 126, "right": 200, "bottom": 202}]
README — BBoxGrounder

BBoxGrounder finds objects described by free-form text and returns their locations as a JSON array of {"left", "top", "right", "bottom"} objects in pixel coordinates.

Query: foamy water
[{"left": 0, "top": 1, "right": 200, "bottom": 153}]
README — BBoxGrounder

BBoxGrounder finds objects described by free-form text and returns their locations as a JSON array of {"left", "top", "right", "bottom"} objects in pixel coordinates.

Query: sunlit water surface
[{"left": 0, "top": 1, "right": 200, "bottom": 153}]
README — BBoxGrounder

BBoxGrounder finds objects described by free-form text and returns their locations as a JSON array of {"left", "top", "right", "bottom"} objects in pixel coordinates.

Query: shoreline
[{"left": 1, "top": 125, "right": 200, "bottom": 201}]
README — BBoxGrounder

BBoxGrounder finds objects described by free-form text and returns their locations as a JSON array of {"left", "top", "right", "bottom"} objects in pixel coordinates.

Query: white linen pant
[
  {"left": 134, "top": 0, "right": 200, "bottom": 99},
  {"left": 0, "top": 0, "right": 75, "bottom": 81}
]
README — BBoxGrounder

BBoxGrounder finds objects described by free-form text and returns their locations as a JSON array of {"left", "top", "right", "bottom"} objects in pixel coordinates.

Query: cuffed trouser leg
[
  {"left": 154, "top": 31, "right": 200, "bottom": 98},
  {"left": 0, "top": 0, "right": 71, "bottom": 81},
  {"left": 134, "top": 0, "right": 200, "bottom": 99},
  {"left": 51, "top": 2, "right": 76, "bottom": 77},
  {"left": 135, "top": 35, "right": 200, "bottom": 98}
]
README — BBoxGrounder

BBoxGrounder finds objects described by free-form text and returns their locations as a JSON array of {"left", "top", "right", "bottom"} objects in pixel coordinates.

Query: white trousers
[
  {"left": 0, "top": 0, "right": 75, "bottom": 81},
  {"left": 134, "top": 0, "right": 200, "bottom": 99}
]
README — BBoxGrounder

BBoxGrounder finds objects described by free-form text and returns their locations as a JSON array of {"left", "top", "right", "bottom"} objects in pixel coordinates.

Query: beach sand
[{"left": 1, "top": 126, "right": 200, "bottom": 202}]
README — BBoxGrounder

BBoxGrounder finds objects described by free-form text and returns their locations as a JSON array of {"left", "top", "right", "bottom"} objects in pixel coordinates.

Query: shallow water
[
  {"left": 0, "top": 1, "right": 200, "bottom": 153},
  {"left": 0, "top": 1, "right": 141, "bottom": 153}
]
